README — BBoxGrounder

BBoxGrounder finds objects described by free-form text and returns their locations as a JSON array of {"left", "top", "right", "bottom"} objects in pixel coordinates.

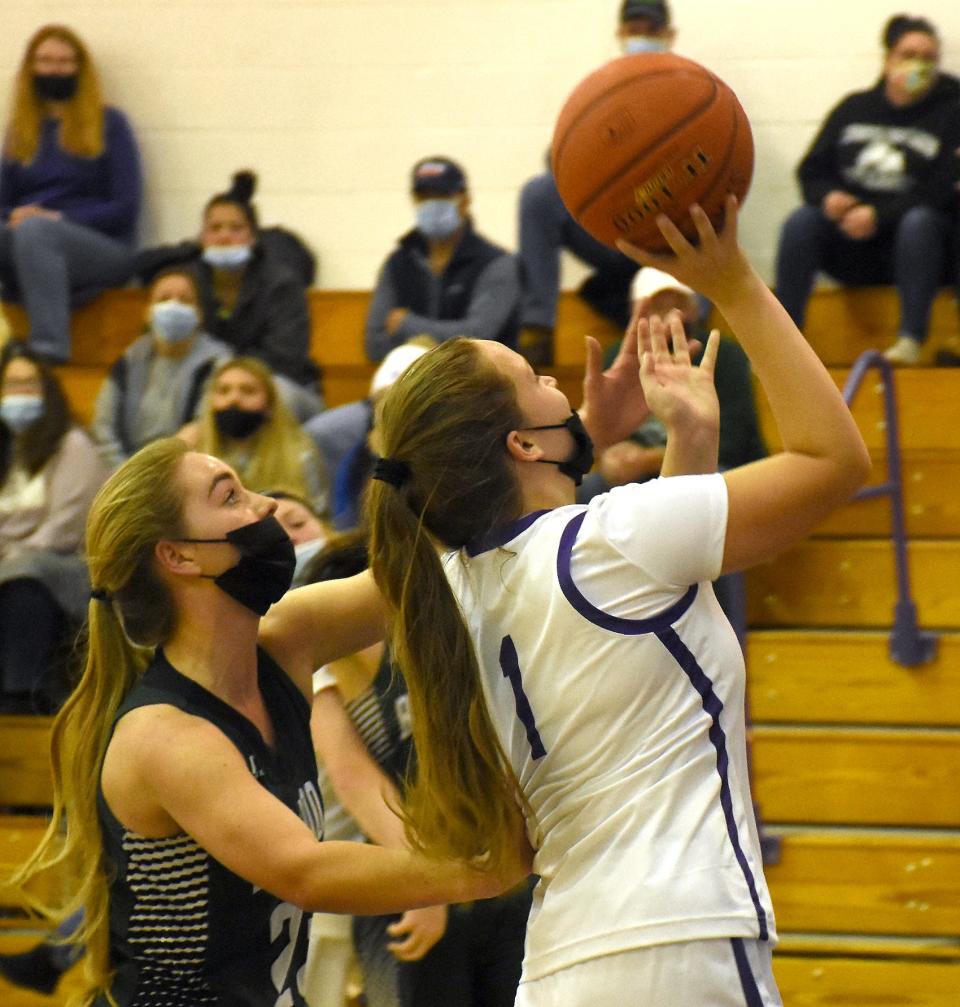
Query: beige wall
[{"left": 1, "top": 1, "right": 959, "bottom": 289}]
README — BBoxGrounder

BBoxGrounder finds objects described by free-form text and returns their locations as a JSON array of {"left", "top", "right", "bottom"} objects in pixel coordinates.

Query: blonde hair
[
  {"left": 10, "top": 438, "right": 189, "bottom": 1005},
  {"left": 5, "top": 25, "right": 105, "bottom": 163},
  {"left": 365, "top": 338, "right": 528, "bottom": 874},
  {"left": 195, "top": 356, "right": 319, "bottom": 502}
]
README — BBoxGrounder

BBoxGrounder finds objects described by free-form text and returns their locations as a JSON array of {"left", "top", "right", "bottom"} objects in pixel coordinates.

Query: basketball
[{"left": 551, "top": 52, "right": 754, "bottom": 252}]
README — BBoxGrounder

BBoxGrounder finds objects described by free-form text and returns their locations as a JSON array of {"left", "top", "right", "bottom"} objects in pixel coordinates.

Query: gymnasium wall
[{"left": 1, "top": 0, "right": 959, "bottom": 288}]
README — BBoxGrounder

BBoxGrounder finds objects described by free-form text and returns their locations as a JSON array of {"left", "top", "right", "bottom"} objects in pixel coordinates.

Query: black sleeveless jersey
[{"left": 96, "top": 648, "right": 323, "bottom": 1007}]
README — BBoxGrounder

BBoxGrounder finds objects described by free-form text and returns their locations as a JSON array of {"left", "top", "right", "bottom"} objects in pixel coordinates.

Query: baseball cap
[
  {"left": 631, "top": 267, "right": 695, "bottom": 303},
  {"left": 411, "top": 157, "right": 468, "bottom": 196},
  {"left": 370, "top": 343, "right": 429, "bottom": 396},
  {"left": 620, "top": 1, "right": 671, "bottom": 28}
]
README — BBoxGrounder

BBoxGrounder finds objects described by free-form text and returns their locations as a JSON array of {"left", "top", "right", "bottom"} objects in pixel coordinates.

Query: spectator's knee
[
  {"left": 898, "top": 204, "right": 949, "bottom": 242},
  {"left": 11, "top": 215, "right": 65, "bottom": 250},
  {"left": 519, "top": 172, "right": 557, "bottom": 216}
]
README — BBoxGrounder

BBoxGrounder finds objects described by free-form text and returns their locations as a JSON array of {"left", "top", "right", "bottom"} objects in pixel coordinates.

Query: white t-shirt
[{"left": 444, "top": 474, "right": 775, "bottom": 981}]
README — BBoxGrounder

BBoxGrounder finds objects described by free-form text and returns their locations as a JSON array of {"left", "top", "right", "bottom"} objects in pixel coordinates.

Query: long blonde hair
[
  {"left": 10, "top": 438, "right": 189, "bottom": 1005},
  {"left": 365, "top": 338, "right": 528, "bottom": 874},
  {"left": 195, "top": 356, "right": 319, "bottom": 502},
  {"left": 5, "top": 25, "right": 105, "bottom": 163}
]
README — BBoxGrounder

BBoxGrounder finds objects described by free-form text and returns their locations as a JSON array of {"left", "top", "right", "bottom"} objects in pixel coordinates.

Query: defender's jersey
[
  {"left": 97, "top": 648, "right": 323, "bottom": 1007},
  {"left": 445, "top": 475, "right": 776, "bottom": 981}
]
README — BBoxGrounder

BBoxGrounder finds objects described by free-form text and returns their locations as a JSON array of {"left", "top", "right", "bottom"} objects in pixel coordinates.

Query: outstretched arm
[{"left": 619, "top": 197, "right": 870, "bottom": 574}]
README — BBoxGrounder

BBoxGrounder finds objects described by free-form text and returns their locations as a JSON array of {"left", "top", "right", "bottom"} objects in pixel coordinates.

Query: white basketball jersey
[{"left": 444, "top": 474, "right": 776, "bottom": 981}]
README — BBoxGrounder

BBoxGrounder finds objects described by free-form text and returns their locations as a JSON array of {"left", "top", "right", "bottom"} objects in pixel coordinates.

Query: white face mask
[
  {"left": 150, "top": 300, "right": 199, "bottom": 343},
  {"left": 623, "top": 35, "right": 669, "bottom": 55},
  {"left": 202, "top": 244, "right": 253, "bottom": 270},
  {"left": 0, "top": 394, "right": 45, "bottom": 434},
  {"left": 415, "top": 199, "right": 462, "bottom": 240}
]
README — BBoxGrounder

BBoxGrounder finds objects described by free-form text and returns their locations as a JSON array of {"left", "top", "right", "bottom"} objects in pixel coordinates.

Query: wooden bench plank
[
  {"left": 764, "top": 829, "right": 960, "bottom": 936},
  {"left": 776, "top": 932, "right": 960, "bottom": 960},
  {"left": 773, "top": 953, "right": 960, "bottom": 1007},
  {"left": 752, "top": 728, "right": 960, "bottom": 828},
  {"left": 747, "top": 632, "right": 960, "bottom": 727},
  {"left": 800, "top": 286, "right": 960, "bottom": 368},
  {"left": 0, "top": 717, "right": 53, "bottom": 810},
  {"left": 756, "top": 368, "right": 960, "bottom": 456},
  {"left": 746, "top": 540, "right": 960, "bottom": 629}
]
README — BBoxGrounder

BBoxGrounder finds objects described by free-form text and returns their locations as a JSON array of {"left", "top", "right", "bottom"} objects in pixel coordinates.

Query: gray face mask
[
  {"left": 150, "top": 300, "right": 199, "bottom": 343},
  {"left": 416, "top": 199, "right": 462, "bottom": 240}
]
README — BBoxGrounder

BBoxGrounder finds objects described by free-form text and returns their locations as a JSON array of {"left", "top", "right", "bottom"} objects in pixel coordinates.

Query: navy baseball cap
[
  {"left": 411, "top": 157, "right": 468, "bottom": 196},
  {"left": 620, "top": 1, "right": 671, "bottom": 28}
]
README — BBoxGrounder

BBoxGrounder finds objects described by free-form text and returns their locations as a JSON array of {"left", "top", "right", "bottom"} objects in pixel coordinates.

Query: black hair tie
[
  {"left": 90, "top": 588, "right": 113, "bottom": 603},
  {"left": 372, "top": 456, "right": 412, "bottom": 489}
]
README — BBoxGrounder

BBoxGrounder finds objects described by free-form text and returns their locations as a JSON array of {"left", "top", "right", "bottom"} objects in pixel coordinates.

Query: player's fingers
[
  {"left": 648, "top": 314, "right": 670, "bottom": 359},
  {"left": 653, "top": 213, "right": 694, "bottom": 257},
  {"left": 667, "top": 311, "right": 690, "bottom": 363},
  {"left": 699, "top": 328, "right": 721, "bottom": 375},
  {"left": 583, "top": 334, "right": 602, "bottom": 383}
]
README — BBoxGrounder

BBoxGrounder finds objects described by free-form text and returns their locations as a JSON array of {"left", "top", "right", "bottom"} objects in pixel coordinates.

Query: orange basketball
[{"left": 551, "top": 53, "right": 753, "bottom": 252}]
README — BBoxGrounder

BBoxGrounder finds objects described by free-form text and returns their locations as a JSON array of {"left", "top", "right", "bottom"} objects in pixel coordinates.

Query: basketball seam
[{"left": 568, "top": 75, "right": 721, "bottom": 221}]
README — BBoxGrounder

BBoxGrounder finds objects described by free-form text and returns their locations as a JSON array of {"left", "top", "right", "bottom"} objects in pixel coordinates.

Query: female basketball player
[
  {"left": 364, "top": 197, "right": 871, "bottom": 1006},
  {"left": 13, "top": 437, "right": 529, "bottom": 1006}
]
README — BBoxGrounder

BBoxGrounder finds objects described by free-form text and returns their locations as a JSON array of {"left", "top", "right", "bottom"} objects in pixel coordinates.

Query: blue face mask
[
  {"left": 150, "top": 300, "right": 199, "bottom": 343},
  {"left": 623, "top": 36, "right": 669, "bottom": 54},
  {"left": 0, "top": 394, "right": 45, "bottom": 434},
  {"left": 416, "top": 199, "right": 462, "bottom": 240},
  {"left": 202, "top": 244, "right": 253, "bottom": 270}
]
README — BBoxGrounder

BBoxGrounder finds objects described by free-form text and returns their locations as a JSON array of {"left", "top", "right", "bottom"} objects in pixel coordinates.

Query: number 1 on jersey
[{"left": 499, "top": 636, "right": 546, "bottom": 759}]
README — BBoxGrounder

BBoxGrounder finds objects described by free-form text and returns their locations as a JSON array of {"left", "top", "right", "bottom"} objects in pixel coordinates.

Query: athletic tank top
[{"left": 96, "top": 647, "right": 323, "bottom": 1006}]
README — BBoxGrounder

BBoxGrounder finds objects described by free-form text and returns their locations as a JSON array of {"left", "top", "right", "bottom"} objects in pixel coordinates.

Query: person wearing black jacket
[
  {"left": 774, "top": 14, "right": 960, "bottom": 366},
  {"left": 364, "top": 157, "right": 521, "bottom": 363},
  {"left": 134, "top": 172, "right": 323, "bottom": 417}
]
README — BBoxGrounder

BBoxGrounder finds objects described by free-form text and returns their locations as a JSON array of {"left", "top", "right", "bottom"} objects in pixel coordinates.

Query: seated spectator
[
  {"left": 0, "top": 24, "right": 141, "bottom": 364},
  {"left": 308, "top": 342, "right": 429, "bottom": 515},
  {"left": 308, "top": 342, "right": 430, "bottom": 531},
  {"left": 581, "top": 267, "right": 767, "bottom": 642},
  {"left": 364, "top": 156, "right": 520, "bottom": 363},
  {"left": 515, "top": 1, "right": 676, "bottom": 366},
  {"left": 134, "top": 171, "right": 322, "bottom": 418},
  {"left": 0, "top": 343, "right": 109, "bottom": 711},
  {"left": 774, "top": 13, "right": 960, "bottom": 366},
  {"left": 90, "top": 268, "right": 231, "bottom": 469},
  {"left": 178, "top": 356, "right": 327, "bottom": 512}
]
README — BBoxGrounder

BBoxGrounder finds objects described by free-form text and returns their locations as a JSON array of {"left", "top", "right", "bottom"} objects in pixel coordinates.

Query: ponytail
[
  {"left": 366, "top": 339, "right": 528, "bottom": 873},
  {"left": 7, "top": 437, "right": 188, "bottom": 1003}
]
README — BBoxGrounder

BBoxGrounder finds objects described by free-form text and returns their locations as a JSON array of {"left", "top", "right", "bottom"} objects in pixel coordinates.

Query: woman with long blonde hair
[
  {"left": 365, "top": 200, "right": 870, "bottom": 1005},
  {"left": 0, "top": 24, "right": 140, "bottom": 364},
  {"left": 11, "top": 436, "right": 529, "bottom": 1006},
  {"left": 180, "top": 355, "right": 327, "bottom": 512}
]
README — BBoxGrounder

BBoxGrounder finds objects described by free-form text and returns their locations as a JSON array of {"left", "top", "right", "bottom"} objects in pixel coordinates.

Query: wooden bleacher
[{"left": 1, "top": 284, "right": 959, "bottom": 1004}]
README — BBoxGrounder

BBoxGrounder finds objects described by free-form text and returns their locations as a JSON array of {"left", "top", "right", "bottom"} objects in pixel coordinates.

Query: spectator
[
  {"left": 264, "top": 489, "right": 333, "bottom": 586},
  {"left": 307, "top": 341, "right": 430, "bottom": 530},
  {"left": 90, "top": 268, "right": 231, "bottom": 469},
  {"left": 0, "top": 24, "right": 141, "bottom": 364},
  {"left": 0, "top": 343, "right": 108, "bottom": 711},
  {"left": 774, "top": 13, "right": 960, "bottom": 366},
  {"left": 364, "top": 156, "right": 520, "bottom": 363},
  {"left": 179, "top": 356, "right": 328, "bottom": 513},
  {"left": 515, "top": 1, "right": 676, "bottom": 366},
  {"left": 135, "top": 171, "right": 322, "bottom": 418}
]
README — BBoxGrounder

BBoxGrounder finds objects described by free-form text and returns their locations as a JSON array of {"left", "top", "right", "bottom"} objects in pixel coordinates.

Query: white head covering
[
  {"left": 370, "top": 343, "right": 430, "bottom": 396},
  {"left": 631, "top": 267, "right": 696, "bottom": 304}
]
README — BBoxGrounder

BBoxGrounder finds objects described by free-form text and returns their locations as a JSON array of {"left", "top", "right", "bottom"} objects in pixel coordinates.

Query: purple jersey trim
[
  {"left": 659, "top": 626, "right": 770, "bottom": 941},
  {"left": 556, "top": 511, "right": 697, "bottom": 633},
  {"left": 466, "top": 509, "right": 551, "bottom": 557},
  {"left": 731, "top": 937, "right": 766, "bottom": 1005},
  {"left": 556, "top": 509, "right": 769, "bottom": 941}
]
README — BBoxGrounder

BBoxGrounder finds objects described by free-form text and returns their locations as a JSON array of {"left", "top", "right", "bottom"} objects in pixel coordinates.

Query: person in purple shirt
[{"left": 0, "top": 24, "right": 141, "bottom": 364}]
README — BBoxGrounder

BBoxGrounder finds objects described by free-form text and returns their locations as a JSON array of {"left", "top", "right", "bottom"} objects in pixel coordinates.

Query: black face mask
[
  {"left": 214, "top": 407, "right": 268, "bottom": 440},
  {"left": 33, "top": 73, "right": 79, "bottom": 102},
  {"left": 521, "top": 411, "right": 595, "bottom": 487},
  {"left": 176, "top": 515, "right": 296, "bottom": 616}
]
